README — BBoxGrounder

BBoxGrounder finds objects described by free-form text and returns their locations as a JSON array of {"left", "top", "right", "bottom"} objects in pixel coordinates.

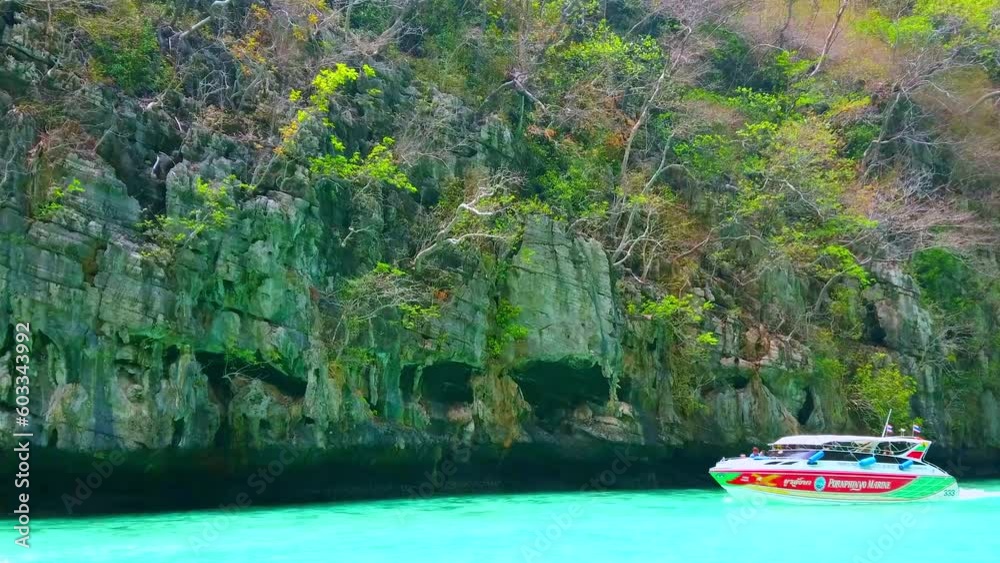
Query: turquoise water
[{"left": 8, "top": 481, "right": 1000, "bottom": 562}]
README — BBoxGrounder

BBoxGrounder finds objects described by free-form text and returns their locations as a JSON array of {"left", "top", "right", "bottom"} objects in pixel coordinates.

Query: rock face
[
  {"left": 504, "top": 216, "right": 622, "bottom": 375},
  {"left": 3, "top": 138, "right": 999, "bottom": 511}
]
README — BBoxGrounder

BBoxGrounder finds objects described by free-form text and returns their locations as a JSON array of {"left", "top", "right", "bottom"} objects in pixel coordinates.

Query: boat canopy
[
  {"left": 769, "top": 435, "right": 932, "bottom": 460},
  {"left": 771, "top": 435, "right": 928, "bottom": 446}
]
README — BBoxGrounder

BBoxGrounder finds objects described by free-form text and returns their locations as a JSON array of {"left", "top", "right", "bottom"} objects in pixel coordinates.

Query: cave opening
[
  {"left": 194, "top": 351, "right": 306, "bottom": 399},
  {"left": 163, "top": 345, "right": 181, "bottom": 375},
  {"left": 402, "top": 362, "right": 475, "bottom": 404},
  {"left": 512, "top": 361, "right": 610, "bottom": 420},
  {"left": 730, "top": 371, "right": 751, "bottom": 390},
  {"left": 172, "top": 419, "right": 185, "bottom": 447},
  {"left": 797, "top": 388, "right": 815, "bottom": 426},
  {"left": 863, "top": 302, "right": 887, "bottom": 345},
  {"left": 400, "top": 366, "right": 416, "bottom": 401}
]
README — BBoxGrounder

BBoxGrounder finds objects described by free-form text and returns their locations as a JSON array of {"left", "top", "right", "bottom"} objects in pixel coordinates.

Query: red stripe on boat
[
  {"left": 724, "top": 471, "right": 914, "bottom": 493},
  {"left": 710, "top": 468, "right": 917, "bottom": 479}
]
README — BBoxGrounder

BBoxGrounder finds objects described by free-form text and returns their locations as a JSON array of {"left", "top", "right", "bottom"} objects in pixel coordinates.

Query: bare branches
[
  {"left": 393, "top": 93, "right": 473, "bottom": 168},
  {"left": 777, "top": 0, "right": 796, "bottom": 46},
  {"left": 964, "top": 90, "right": 1000, "bottom": 114},
  {"left": 809, "top": 0, "right": 848, "bottom": 77},
  {"left": 860, "top": 171, "right": 998, "bottom": 260},
  {"left": 504, "top": 68, "right": 547, "bottom": 112},
  {"left": 324, "top": 263, "right": 426, "bottom": 355},
  {"left": 176, "top": 0, "right": 231, "bottom": 42},
  {"left": 620, "top": 64, "right": 671, "bottom": 175},
  {"left": 413, "top": 169, "right": 523, "bottom": 265}
]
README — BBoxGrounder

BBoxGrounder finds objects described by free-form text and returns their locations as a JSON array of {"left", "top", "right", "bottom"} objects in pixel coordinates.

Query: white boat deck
[{"left": 712, "top": 457, "right": 948, "bottom": 477}]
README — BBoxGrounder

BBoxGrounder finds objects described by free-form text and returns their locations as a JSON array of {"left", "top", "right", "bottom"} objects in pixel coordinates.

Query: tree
[
  {"left": 850, "top": 355, "right": 918, "bottom": 428},
  {"left": 139, "top": 175, "right": 253, "bottom": 261},
  {"left": 413, "top": 168, "right": 525, "bottom": 265},
  {"left": 324, "top": 262, "right": 436, "bottom": 359},
  {"left": 809, "top": 0, "right": 850, "bottom": 77}
]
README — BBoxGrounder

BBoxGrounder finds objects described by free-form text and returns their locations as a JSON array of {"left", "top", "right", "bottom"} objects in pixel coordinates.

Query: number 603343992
[{"left": 13, "top": 322, "right": 31, "bottom": 405}]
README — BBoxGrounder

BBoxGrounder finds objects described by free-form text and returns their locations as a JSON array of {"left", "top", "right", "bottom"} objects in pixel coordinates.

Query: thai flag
[
  {"left": 884, "top": 423, "right": 894, "bottom": 434},
  {"left": 912, "top": 424, "right": 922, "bottom": 434}
]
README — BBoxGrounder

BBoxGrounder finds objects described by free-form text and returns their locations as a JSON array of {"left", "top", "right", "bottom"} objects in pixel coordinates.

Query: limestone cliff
[{"left": 1, "top": 0, "right": 999, "bottom": 513}]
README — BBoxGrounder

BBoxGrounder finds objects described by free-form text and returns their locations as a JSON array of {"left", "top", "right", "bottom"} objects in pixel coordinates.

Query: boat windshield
[
  {"left": 764, "top": 449, "right": 814, "bottom": 459},
  {"left": 767, "top": 438, "right": 919, "bottom": 458}
]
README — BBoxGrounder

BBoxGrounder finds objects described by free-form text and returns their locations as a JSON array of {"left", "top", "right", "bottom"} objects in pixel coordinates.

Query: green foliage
[
  {"left": 536, "top": 145, "right": 607, "bottom": 217},
  {"left": 333, "top": 262, "right": 440, "bottom": 356},
  {"left": 140, "top": 175, "right": 252, "bottom": 259},
  {"left": 487, "top": 299, "right": 529, "bottom": 358},
  {"left": 225, "top": 346, "right": 259, "bottom": 367},
  {"left": 349, "top": 1, "right": 395, "bottom": 33},
  {"left": 639, "top": 294, "right": 719, "bottom": 417},
  {"left": 372, "top": 261, "right": 406, "bottom": 277},
  {"left": 815, "top": 356, "right": 848, "bottom": 384},
  {"left": 84, "top": 0, "right": 163, "bottom": 94},
  {"left": 37, "top": 178, "right": 85, "bottom": 220},
  {"left": 399, "top": 303, "right": 440, "bottom": 330},
  {"left": 774, "top": 50, "right": 815, "bottom": 81},
  {"left": 729, "top": 87, "right": 789, "bottom": 123},
  {"left": 310, "top": 64, "right": 360, "bottom": 113},
  {"left": 641, "top": 294, "right": 705, "bottom": 325},
  {"left": 730, "top": 116, "right": 878, "bottom": 281},
  {"left": 670, "top": 368, "right": 709, "bottom": 417},
  {"left": 696, "top": 331, "right": 720, "bottom": 347},
  {"left": 859, "top": 0, "right": 999, "bottom": 49},
  {"left": 829, "top": 286, "right": 864, "bottom": 340},
  {"left": 685, "top": 86, "right": 789, "bottom": 124},
  {"left": 851, "top": 355, "right": 918, "bottom": 427},
  {"left": 282, "top": 66, "right": 415, "bottom": 193},
  {"left": 673, "top": 134, "right": 738, "bottom": 182},
  {"left": 705, "top": 29, "right": 801, "bottom": 91},
  {"left": 856, "top": 11, "right": 935, "bottom": 48},
  {"left": 341, "top": 346, "right": 376, "bottom": 371},
  {"left": 910, "top": 248, "right": 974, "bottom": 312},
  {"left": 915, "top": 0, "right": 1000, "bottom": 31},
  {"left": 818, "top": 245, "right": 872, "bottom": 287},
  {"left": 638, "top": 294, "right": 718, "bottom": 364},
  {"left": 560, "top": 21, "right": 661, "bottom": 82},
  {"left": 840, "top": 122, "right": 880, "bottom": 160},
  {"left": 310, "top": 137, "right": 416, "bottom": 192}
]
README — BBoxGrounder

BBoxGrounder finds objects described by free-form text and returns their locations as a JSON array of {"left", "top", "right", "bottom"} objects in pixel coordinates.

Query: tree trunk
[{"left": 810, "top": 0, "right": 849, "bottom": 77}]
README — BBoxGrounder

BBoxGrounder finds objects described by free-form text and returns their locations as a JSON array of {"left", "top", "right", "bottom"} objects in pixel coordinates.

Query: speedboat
[{"left": 709, "top": 435, "right": 958, "bottom": 502}]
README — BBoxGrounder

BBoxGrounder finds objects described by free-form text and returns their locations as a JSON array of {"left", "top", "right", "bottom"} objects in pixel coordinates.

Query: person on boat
[{"left": 750, "top": 447, "right": 761, "bottom": 458}]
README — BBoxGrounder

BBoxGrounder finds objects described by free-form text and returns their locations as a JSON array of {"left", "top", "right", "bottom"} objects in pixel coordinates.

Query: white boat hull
[{"left": 710, "top": 459, "right": 958, "bottom": 504}]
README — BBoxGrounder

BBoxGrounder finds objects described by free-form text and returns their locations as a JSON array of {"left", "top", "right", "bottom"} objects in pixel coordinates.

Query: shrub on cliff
[
  {"left": 850, "top": 355, "right": 918, "bottom": 429},
  {"left": 82, "top": 0, "right": 165, "bottom": 94}
]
